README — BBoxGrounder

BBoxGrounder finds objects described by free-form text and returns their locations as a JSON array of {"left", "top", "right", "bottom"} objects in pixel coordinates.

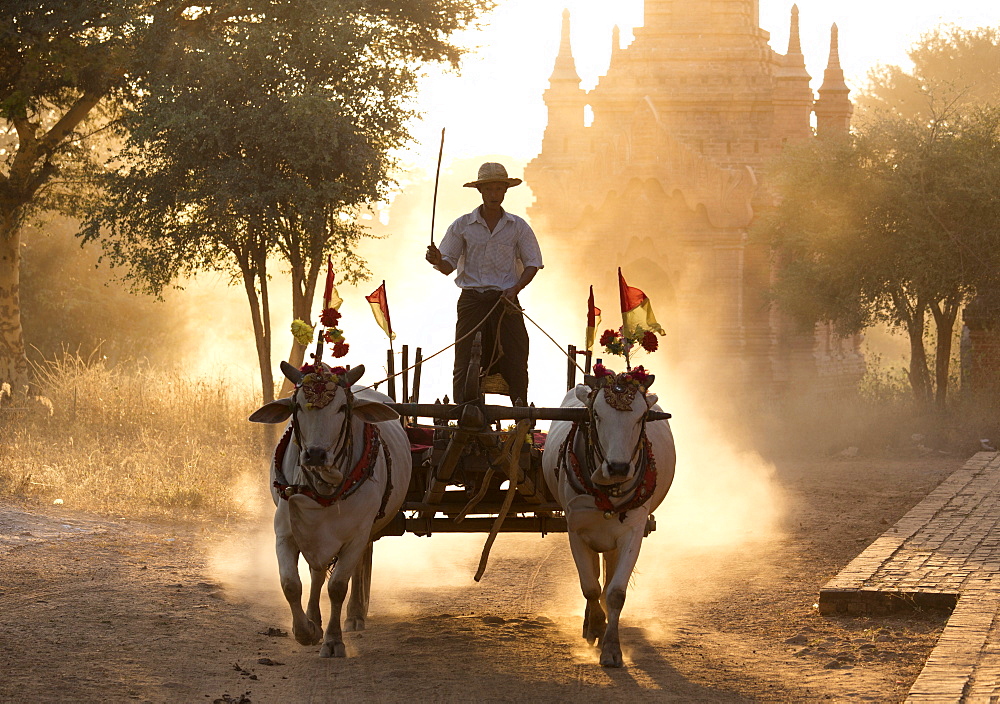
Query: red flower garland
[
  {"left": 320, "top": 307, "right": 341, "bottom": 327},
  {"left": 641, "top": 330, "right": 658, "bottom": 353},
  {"left": 593, "top": 363, "right": 613, "bottom": 379},
  {"left": 627, "top": 365, "right": 653, "bottom": 389}
]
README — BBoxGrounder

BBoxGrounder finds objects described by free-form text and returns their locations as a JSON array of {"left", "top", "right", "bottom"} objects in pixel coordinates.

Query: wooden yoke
[{"left": 384, "top": 403, "right": 671, "bottom": 424}]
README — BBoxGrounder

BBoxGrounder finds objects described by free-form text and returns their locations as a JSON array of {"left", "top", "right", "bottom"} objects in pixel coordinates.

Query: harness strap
[
  {"left": 274, "top": 423, "right": 384, "bottom": 510},
  {"left": 558, "top": 422, "right": 658, "bottom": 520}
]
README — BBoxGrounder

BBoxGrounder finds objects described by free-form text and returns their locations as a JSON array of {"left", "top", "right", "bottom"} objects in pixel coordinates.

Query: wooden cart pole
[
  {"left": 386, "top": 349, "right": 397, "bottom": 401},
  {"left": 412, "top": 347, "right": 423, "bottom": 404},
  {"left": 566, "top": 344, "right": 577, "bottom": 391},
  {"left": 401, "top": 344, "right": 409, "bottom": 408}
]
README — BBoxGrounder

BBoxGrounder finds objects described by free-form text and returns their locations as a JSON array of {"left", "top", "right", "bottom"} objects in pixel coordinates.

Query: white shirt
[{"left": 438, "top": 207, "right": 544, "bottom": 291}]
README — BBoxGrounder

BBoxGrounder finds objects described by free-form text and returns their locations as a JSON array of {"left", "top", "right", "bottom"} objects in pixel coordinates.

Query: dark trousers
[{"left": 453, "top": 288, "right": 529, "bottom": 404}]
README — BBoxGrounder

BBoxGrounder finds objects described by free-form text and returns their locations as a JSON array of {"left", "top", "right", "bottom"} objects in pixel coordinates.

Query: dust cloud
[{"left": 205, "top": 157, "right": 786, "bottom": 643}]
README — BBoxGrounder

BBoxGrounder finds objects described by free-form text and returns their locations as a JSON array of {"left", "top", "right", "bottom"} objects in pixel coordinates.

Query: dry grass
[{"left": 0, "top": 351, "right": 272, "bottom": 522}]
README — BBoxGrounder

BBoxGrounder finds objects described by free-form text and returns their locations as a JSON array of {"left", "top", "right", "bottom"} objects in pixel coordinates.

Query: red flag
[
  {"left": 365, "top": 280, "right": 395, "bottom": 340},
  {"left": 618, "top": 267, "right": 664, "bottom": 337},
  {"left": 322, "top": 255, "right": 343, "bottom": 311},
  {"left": 585, "top": 285, "right": 601, "bottom": 351}
]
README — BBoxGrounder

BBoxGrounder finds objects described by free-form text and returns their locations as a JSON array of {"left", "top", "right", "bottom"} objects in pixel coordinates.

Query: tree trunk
[
  {"left": 903, "top": 304, "right": 933, "bottom": 407},
  {"left": 930, "top": 297, "right": 960, "bottom": 410},
  {"left": 0, "top": 207, "right": 29, "bottom": 395},
  {"left": 239, "top": 254, "right": 274, "bottom": 405},
  {"left": 279, "top": 257, "right": 323, "bottom": 396}
]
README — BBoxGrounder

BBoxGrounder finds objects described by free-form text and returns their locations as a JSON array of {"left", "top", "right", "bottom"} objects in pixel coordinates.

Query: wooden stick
[
  {"left": 401, "top": 344, "right": 409, "bottom": 409},
  {"left": 386, "top": 348, "right": 397, "bottom": 401},
  {"left": 566, "top": 344, "right": 577, "bottom": 390},
  {"left": 412, "top": 347, "right": 423, "bottom": 403},
  {"left": 430, "top": 127, "right": 445, "bottom": 246}
]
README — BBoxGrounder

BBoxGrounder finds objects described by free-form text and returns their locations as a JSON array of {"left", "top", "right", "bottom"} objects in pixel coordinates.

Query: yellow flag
[{"left": 619, "top": 268, "right": 664, "bottom": 338}]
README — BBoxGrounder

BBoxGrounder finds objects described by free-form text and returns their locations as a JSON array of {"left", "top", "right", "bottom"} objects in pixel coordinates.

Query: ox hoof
[
  {"left": 294, "top": 621, "right": 323, "bottom": 646},
  {"left": 344, "top": 617, "right": 366, "bottom": 632},
  {"left": 583, "top": 610, "right": 605, "bottom": 645},
  {"left": 600, "top": 645, "right": 623, "bottom": 668},
  {"left": 319, "top": 641, "right": 346, "bottom": 658}
]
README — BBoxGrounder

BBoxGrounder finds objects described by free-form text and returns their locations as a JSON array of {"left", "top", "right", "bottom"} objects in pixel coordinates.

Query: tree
[
  {"left": 0, "top": 1, "right": 137, "bottom": 390},
  {"left": 759, "top": 105, "right": 1000, "bottom": 408},
  {"left": 1, "top": 0, "right": 493, "bottom": 399},
  {"left": 858, "top": 26, "right": 1000, "bottom": 122}
]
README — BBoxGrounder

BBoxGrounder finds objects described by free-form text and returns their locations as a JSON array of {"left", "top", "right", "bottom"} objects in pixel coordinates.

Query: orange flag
[
  {"left": 366, "top": 281, "right": 395, "bottom": 340},
  {"left": 586, "top": 285, "right": 602, "bottom": 351},
  {"left": 618, "top": 268, "right": 664, "bottom": 338}
]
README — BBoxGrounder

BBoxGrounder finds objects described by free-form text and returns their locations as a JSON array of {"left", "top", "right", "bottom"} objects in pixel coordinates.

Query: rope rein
[{"left": 355, "top": 296, "right": 587, "bottom": 395}]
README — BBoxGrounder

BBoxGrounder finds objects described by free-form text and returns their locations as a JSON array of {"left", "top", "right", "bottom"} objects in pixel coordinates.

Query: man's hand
[
  {"left": 502, "top": 286, "right": 520, "bottom": 301},
  {"left": 425, "top": 244, "right": 443, "bottom": 267}
]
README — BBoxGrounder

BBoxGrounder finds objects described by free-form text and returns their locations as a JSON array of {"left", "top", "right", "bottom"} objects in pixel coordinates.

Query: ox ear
[
  {"left": 352, "top": 398, "right": 399, "bottom": 423},
  {"left": 582, "top": 374, "right": 597, "bottom": 389},
  {"left": 645, "top": 393, "right": 659, "bottom": 409},
  {"left": 574, "top": 383, "right": 591, "bottom": 405},
  {"left": 345, "top": 364, "right": 365, "bottom": 387},
  {"left": 280, "top": 361, "right": 303, "bottom": 385},
  {"left": 641, "top": 374, "right": 655, "bottom": 390},
  {"left": 249, "top": 397, "right": 293, "bottom": 424}
]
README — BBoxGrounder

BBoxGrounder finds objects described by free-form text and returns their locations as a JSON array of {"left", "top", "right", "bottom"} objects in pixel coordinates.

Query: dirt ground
[{"left": 0, "top": 453, "right": 964, "bottom": 703}]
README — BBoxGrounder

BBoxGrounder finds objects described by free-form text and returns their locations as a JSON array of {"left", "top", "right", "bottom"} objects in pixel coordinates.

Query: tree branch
[{"left": 37, "top": 89, "right": 108, "bottom": 155}]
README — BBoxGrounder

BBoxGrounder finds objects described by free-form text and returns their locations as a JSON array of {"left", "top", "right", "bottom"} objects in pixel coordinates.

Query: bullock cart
[
  {"left": 372, "top": 333, "right": 671, "bottom": 580},
  {"left": 251, "top": 329, "right": 674, "bottom": 663}
]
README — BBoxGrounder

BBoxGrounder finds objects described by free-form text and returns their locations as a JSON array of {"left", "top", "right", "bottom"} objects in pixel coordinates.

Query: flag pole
[
  {"left": 618, "top": 267, "right": 632, "bottom": 372},
  {"left": 430, "top": 127, "right": 446, "bottom": 246}
]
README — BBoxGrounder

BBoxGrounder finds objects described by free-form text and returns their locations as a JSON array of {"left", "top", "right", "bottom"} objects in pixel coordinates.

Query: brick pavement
[{"left": 818, "top": 451, "right": 1000, "bottom": 703}]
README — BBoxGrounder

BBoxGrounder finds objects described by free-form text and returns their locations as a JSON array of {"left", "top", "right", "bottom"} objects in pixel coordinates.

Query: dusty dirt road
[{"left": 0, "top": 454, "right": 963, "bottom": 703}]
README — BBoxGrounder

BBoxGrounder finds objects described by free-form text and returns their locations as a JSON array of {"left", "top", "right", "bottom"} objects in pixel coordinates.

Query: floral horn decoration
[
  {"left": 297, "top": 363, "right": 348, "bottom": 409},
  {"left": 291, "top": 320, "right": 316, "bottom": 347},
  {"left": 591, "top": 364, "right": 654, "bottom": 411}
]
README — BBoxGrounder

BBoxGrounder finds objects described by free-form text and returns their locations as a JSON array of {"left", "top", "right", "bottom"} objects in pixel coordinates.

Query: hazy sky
[
  {"left": 403, "top": 0, "right": 1000, "bottom": 169},
  {"left": 200, "top": 0, "right": 1000, "bottom": 401}
]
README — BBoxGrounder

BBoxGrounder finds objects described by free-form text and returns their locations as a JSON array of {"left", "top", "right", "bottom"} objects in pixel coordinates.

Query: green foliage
[
  {"left": 0, "top": 0, "right": 494, "bottom": 393},
  {"left": 79, "top": 0, "right": 495, "bottom": 294},
  {"left": 757, "top": 105, "right": 1000, "bottom": 407}
]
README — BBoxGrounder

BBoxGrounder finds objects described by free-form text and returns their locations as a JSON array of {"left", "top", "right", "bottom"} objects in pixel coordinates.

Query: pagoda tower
[
  {"left": 814, "top": 24, "right": 854, "bottom": 137},
  {"left": 525, "top": 2, "right": 863, "bottom": 396}
]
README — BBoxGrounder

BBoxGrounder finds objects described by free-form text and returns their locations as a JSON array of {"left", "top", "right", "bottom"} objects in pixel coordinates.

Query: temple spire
[
  {"left": 780, "top": 4, "right": 808, "bottom": 76},
  {"left": 815, "top": 23, "right": 853, "bottom": 137},
  {"left": 819, "top": 23, "right": 849, "bottom": 94},
  {"left": 827, "top": 23, "right": 843, "bottom": 72},
  {"left": 550, "top": 8, "right": 581, "bottom": 83},
  {"left": 787, "top": 4, "right": 802, "bottom": 55}
]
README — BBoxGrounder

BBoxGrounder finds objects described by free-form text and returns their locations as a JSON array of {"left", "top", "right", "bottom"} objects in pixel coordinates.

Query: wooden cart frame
[{"left": 372, "top": 334, "right": 670, "bottom": 552}]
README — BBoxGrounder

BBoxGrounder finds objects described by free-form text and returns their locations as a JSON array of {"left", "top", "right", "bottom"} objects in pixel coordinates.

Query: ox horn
[
  {"left": 280, "top": 361, "right": 304, "bottom": 385},
  {"left": 344, "top": 364, "right": 365, "bottom": 387}
]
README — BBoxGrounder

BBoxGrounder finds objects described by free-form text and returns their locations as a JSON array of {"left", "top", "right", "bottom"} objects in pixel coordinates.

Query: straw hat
[{"left": 463, "top": 162, "right": 523, "bottom": 188}]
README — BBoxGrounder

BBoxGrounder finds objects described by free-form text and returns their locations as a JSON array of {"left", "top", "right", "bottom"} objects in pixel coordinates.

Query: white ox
[
  {"left": 249, "top": 362, "right": 410, "bottom": 658},
  {"left": 542, "top": 368, "right": 675, "bottom": 667}
]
